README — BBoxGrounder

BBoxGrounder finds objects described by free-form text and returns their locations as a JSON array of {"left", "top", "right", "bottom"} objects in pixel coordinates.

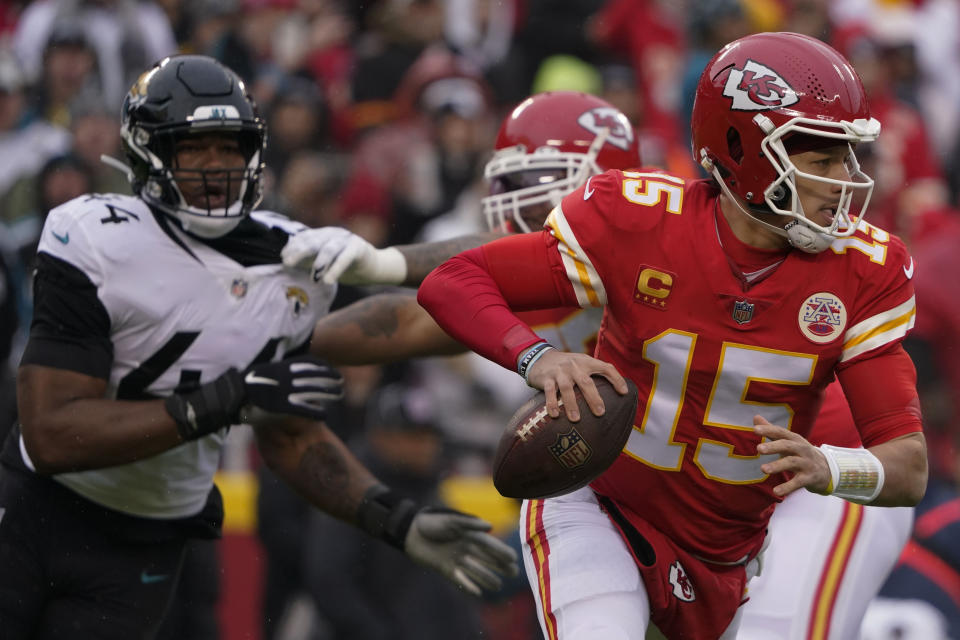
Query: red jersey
[
  {"left": 808, "top": 380, "right": 861, "bottom": 448},
  {"left": 542, "top": 171, "right": 917, "bottom": 562},
  {"left": 419, "top": 168, "right": 921, "bottom": 564},
  {"left": 521, "top": 286, "right": 863, "bottom": 450}
]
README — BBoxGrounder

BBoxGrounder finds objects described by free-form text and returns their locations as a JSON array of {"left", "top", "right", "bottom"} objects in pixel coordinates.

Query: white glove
[
  {"left": 404, "top": 508, "right": 519, "bottom": 596},
  {"left": 281, "top": 227, "right": 407, "bottom": 286}
]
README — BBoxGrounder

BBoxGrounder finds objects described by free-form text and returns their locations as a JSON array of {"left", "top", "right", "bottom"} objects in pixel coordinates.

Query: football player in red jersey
[
  {"left": 301, "top": 86, "right": 916, "bottom": 639},
  {"left": 418, "top": 32, "right": 927, "bottom": 639}
]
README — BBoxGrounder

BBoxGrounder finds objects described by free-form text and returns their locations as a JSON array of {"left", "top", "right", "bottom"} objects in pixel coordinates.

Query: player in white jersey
[{"left": 0, "top": 55, "right": 516, "bottom": 640}]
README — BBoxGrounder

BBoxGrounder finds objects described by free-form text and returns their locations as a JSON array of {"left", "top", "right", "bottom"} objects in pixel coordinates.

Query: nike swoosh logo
[
  {"left": 583, "top": 177, "right": 595, "bottom": 200},
  {"left": 903, "top": 257, "right": 914, "bottom": 279},
  {"left": 245, "top": 372, "right": 279, "bottom": 386},
  {"left": 184, "top": 402, "right": 198, "bottom": 431},
  {"left": 51, "top": 230, "right": 69, "bottom": 244},
  {"left": 140, "top": 571, "right": 170, "bottom": 584}
]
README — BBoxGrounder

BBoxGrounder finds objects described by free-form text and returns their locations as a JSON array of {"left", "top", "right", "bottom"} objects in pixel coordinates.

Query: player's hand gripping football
[
  {"left": 754, "top": 416, "right": 833, "bottom": 497},
  {"left": 525, "top": 349, "right": 629, "bottom": 422},
  {"left": 165, "top": 355, "right": 344, "bottom": 441},
  {"left": 403, "top": 507, "right": 519, "bottom": 596},
  {"left": 281, "top": 226, "right": 407, "bottom": 285}
]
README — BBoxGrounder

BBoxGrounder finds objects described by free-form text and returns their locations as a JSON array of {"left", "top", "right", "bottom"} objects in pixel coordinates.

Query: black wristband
[
  {"left": 356, "top": 485, "right": 420, "bottom": 549},
  {"left": 517, "top": 341, "right": 553, "bottom": 379},
  {"left": 164, "top": 368, "right": 245, "bottom": 441}
]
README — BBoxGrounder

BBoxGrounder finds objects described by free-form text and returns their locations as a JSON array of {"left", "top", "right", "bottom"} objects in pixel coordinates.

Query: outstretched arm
[
  {"left": 282, "top": 227, "right": 504, "bottom": 287},
  {"left": 254, "top": 415, "right": 519, "bottom": 595},
  {"left": 310, "top": 291, "right": 464, "bottom": 365},
  {"left": 397, "top": 232, "right": 505, "bottom": 285}
]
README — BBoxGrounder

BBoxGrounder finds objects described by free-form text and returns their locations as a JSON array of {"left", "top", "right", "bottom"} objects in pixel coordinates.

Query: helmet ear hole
[
  {"left": 769, "top": 184, "right": 787, "bottom": 204},
  {"left": 726, "top": 127, "right": 743, "bottom": 165}
]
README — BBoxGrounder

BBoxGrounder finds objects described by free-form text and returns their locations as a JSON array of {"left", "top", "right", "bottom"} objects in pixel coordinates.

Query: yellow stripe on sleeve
[
  {"left": 545, "top": 206, "right": 606, "bottom": 308},
  {"left": 841, "top": 296, "right": 915, "bottom": 362}
]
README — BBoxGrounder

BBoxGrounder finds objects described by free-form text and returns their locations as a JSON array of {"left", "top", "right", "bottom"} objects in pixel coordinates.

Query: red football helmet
[
  {"left": 691, "top": 32, "right": 881, "bottom": 252},
  {"left": 482, "top": 91, "right": 640, "bottom": 232}
]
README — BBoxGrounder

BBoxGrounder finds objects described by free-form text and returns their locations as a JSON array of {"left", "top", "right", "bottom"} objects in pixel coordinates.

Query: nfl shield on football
[{"left": 493, "top": 376, "right": 639, "bottom": 499}]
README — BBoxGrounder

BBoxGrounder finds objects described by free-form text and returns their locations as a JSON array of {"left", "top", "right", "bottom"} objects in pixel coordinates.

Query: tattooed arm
[
  {"left": 283, "top": 229, "right": 505, "bottom": 287},
  {"left": 395, "top": 231, "right": 505, "bottom": 286},
  {"left": 254, "top": 414, "right": 519, "bottom": 593},
  {"left": 254, "top": 415, "right": 378, "bottom": 523},
  {"left": 310, "top": 291, "right": 465, "bottom": 365}
]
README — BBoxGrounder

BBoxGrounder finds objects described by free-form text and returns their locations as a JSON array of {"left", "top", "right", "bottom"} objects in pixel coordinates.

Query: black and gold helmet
[{"left": 121, "top": 55, "right": 266, "bottom": 237}]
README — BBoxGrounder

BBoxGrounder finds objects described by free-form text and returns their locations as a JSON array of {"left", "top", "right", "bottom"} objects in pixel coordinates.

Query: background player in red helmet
[
  {"left": 288, "top": 90, "right": 642, "bottom": 363},
  {"left": 418, "top": 32, "right": 927, "bottom": 639},
  {"left": 482, "top": 91, "right": 640, "bottom": 234}
]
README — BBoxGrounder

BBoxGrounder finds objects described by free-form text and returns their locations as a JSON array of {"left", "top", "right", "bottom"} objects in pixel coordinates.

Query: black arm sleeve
[{"left": 20, "top": 252, "right": 112, "bottom": 379}]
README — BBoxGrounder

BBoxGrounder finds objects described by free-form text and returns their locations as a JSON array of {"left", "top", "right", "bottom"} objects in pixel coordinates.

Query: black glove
[
  {"left": 165, "top": 355, "right": 344, "bottom": 441},
  {"left": 242, "top": 355, "right": 343, "bottom": 419}
]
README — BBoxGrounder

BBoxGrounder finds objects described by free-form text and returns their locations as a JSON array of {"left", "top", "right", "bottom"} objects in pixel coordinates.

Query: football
[{"left": 493, "top": 376, "right": 639, "bottom": 499}]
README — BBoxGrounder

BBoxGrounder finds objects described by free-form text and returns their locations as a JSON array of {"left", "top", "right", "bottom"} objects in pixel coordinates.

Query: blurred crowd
[{"left": 0, "top": 0, "right": 958, "bottom": 639}]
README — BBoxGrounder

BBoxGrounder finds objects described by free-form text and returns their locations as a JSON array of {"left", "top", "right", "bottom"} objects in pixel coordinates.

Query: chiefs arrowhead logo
[
  {"left": 578, "top": 107, "right": 634, "bottom": 150},
  {"left": 669, "top": 561, "right": 696, "bottom": 602},
  {"left": 723, "top": 59, "right": 799, "bottom": 111}
]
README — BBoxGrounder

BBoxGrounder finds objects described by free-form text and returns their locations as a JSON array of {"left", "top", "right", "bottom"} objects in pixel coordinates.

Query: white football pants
[
  {"left": 520, "top": 486, "right": 758, "bottom": 640},
  {"left": 738, "top": 490, "right": 913, "bottom": 640}
]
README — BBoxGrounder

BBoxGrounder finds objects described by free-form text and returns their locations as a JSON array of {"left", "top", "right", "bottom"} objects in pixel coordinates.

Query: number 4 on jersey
[{"left": 117, "top": 333, "right": 284, "bottom": 399}]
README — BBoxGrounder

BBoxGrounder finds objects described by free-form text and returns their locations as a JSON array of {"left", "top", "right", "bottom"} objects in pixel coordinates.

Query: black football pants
[{"left": 0, "top": 466, "right": 188, "bottom": 640}]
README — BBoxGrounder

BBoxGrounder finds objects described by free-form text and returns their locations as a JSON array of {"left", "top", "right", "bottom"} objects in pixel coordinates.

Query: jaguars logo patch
[
  {"left": 798, "top": 292, "right": 847, "bottom": 344},
  {"left": 129, "top": 69, "right": 154, "bottom": 99},
  {"left": 286, "top": 286, "right": 309, "bottom": 316}
]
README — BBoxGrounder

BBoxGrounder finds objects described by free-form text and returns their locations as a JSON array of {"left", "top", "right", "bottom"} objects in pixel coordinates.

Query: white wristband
[
  {"left": 818, "top": 444, "right": 885, "bottom": 504},
  {"left": 365, "top": 246, "right": 408, "bottom": 285}
]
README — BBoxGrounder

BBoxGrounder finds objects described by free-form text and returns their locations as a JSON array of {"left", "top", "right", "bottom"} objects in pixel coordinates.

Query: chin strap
[
  {"left": 710, "top": 166, "right": 834, "bottom": 254},
  {"left": 783, "top": 219, "right": 834, "bottom": 253}
]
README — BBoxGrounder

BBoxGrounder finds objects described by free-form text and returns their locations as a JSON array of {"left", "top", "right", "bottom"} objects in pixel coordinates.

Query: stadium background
[{"left": 0, "top": 1, "right": 958, "bottom": 638}]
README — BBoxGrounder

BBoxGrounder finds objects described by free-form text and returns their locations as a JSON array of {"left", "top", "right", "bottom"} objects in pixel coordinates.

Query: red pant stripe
[
  {"left": 526, "top": 499, "right": 559, "bottom": 640},
  {"left": 807, "top": 501, "right": 864, "bottom": 640}
]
